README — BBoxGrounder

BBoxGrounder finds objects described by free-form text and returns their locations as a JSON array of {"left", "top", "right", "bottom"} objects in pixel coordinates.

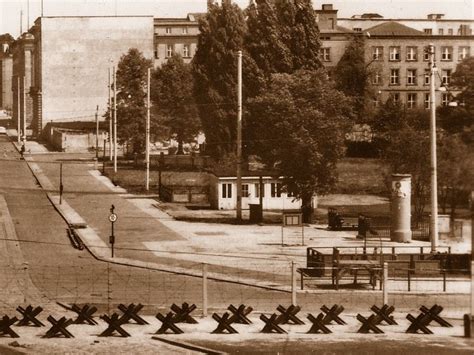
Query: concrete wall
[
  {"left": 50, "top": 128, "right": 107, "bottom": 152},
  {"left": 39, "top": 16, "right": 154, "bottom": 126}
]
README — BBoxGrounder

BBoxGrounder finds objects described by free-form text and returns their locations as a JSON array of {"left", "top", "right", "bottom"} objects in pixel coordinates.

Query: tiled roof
[{"left": 364, "top": 21, "right": 425, "bottom": 36}]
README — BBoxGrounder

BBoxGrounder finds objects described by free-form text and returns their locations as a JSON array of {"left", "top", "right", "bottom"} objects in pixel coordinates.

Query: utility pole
[
  {"left": 108, "top": 67, "right": 113, "bottom": 160},
  {"left": 22, "top": 76, "right": 26, "bottom": 143},
  {"left": 113, "top": 66, "right": 117, "bottom": 173},
  {"left": 429, "top": 43, "right": 438, "bottom": 252},
  {"left": 95, "top": 105, "right": 99, "bottom": 160},
  {"left": 27, "top": 0, "right": 30, "bottom": 29},
  {"left": 145, "top": 68, "right": 151, "bottom": 191},
  {"left": 17, "top": 77, "right": 20, "bottom": 144},
  {"left": 236, "top": 50, "right": 242, "bottom": 222},
  {"left": 41, "top": 0, "right": 44, "bottom": 17}
]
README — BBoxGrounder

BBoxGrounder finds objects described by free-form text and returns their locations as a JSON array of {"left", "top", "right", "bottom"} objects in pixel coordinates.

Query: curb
[{"left": 152, "top": 337, "right": 226, "bottom": 355}]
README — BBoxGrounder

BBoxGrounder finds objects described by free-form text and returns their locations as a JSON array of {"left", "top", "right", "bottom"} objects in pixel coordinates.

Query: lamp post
[{"left": 428, "top": 43, "right": 438, "bottom": 252}]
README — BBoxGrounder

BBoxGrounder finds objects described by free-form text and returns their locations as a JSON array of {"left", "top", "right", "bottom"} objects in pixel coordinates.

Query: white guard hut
[{"left": 209, "top": 172, "right": 318, "bottom": 210}]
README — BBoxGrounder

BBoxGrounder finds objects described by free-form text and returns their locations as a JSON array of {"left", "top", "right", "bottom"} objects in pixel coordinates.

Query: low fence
[{"left": 159, "top": 185, "right": 209, "bottom": 203}]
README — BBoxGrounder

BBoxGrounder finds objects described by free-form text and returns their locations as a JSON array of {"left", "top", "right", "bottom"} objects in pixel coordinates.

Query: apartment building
[{"left": 153, "top": 14, "right": 202, "bottom": 67}]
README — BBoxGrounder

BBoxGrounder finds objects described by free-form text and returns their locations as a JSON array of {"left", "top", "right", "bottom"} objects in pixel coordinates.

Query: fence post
[
  {"left": 383, "top": 262, "right": 388, "bottom": 305},
  {"left": 202, "top": 263, "right": 208, "bottom": 317},
  {"left": 291, "top": 261, "right": 297, "bottom": 306}
]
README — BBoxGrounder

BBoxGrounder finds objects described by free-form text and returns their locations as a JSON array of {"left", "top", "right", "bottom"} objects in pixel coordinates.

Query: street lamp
[{"left": 428, "top": 43, "right": 438, "bottom": 252}]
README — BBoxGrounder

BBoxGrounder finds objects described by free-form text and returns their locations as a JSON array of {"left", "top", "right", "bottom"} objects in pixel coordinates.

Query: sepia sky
[{"left": 1, "top": 0, "right": 473, "bottom": 38}]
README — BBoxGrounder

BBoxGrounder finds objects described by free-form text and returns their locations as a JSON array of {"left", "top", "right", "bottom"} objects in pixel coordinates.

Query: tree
[
  {"left": 437, "top": 133, "right": 474, "bottom": 219},
  {"left": 151, "top": 54, "right": 200, "bottom": 155},
  {"left": 451, "top": 56, "right": 474, "bottom": 111},
  {"left": 374, "top": 100, "right": 431, "bottom": 223},
  {"left": 115, "top": 48, "right": 153, "bottom": 155},
  {"left": 274, "top": 0, "right": 322, "bottom": 71},
  {"left": 245, "top": 0, "right": 293, "bottom": 75},
  {"left": 247, "top": 69, "right": 353, "bottom": 222},
  {"left": 438, "top": 57, "right": 474, "bottom": 143},
  {"left": 333, "top": 35, "right": 376, "bottom": 123},
  {"left": 193, "top": 0, "right": 261, "bottom": 159}
]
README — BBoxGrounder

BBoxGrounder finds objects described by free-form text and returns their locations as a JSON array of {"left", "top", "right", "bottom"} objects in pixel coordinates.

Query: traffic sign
[{"left": 109, "top": 213, "right": 117, "bottom": 223}]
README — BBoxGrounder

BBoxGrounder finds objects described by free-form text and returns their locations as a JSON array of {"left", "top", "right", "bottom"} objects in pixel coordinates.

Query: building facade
[
  {"left": 153, "top": 14, "right": 201, "bottom": 67},
  {"left": 317, "top": 5, "right": 473, "bottom": 109},
  {"left": 12, "top": 16, "right": 154, "bottom": 137},
  {"left": 0, "top": 42, "right": 13, "bottom": 112}
]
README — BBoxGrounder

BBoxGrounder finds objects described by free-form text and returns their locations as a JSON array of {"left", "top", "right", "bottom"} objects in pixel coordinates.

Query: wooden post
[
  {"left": 202, "top": 263, "right": 208, "bottom": 317},
  {"left": 236, "top": 51, "right": 242, "bottom": 222},
  {"left": 291, "top": 261, "right": 297, "bottom": 306},
  {"left": 383, "top": 262, "right": 388, "bottom": 305},
  {"left": 145, "top": 68, "right": 150, "bottom": 191},
  {"left": 59, "top": 163, "right": 63, "bottom": 205}
]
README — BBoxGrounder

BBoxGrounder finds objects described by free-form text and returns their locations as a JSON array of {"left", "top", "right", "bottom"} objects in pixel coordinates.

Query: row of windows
[
  {"left": 154, "top": 44, "right": 192, "bottom": 59},
  {"left": 373, "top": 68, "right": 451, "bottom": 86},
  {"left": 221, "top": 183, "right": 287, "bottom": 199},
  {"left": 374, "top": 92, "right": 453, "bottom": 109},
  {"left": 161, "top": 27, "right": 190, "bottom": 35},
  {"left": 423, "top": 26, "right": 472, "bottom": 35},
  {"left": 319, "top": 46, "right": 470, "bottom": 62},
  {"left": 372, "top": 46, "right": 470, "bottom": 62}
]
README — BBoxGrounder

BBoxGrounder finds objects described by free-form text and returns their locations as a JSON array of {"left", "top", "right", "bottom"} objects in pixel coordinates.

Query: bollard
[
  {"left": 93, "top": 157, "right": 98, "bottom": 170},
  {"left": 202, "top": 263, "right": 208, "bottom": 317},
  {"left": 291, "top": 261, "right": 297, "bottom": 306},
  {"left": 464, "top": 314, "right": 472, "bottom": 337},
  {"left": 383, "top": 262, "right": 388, "bottom": 305}
]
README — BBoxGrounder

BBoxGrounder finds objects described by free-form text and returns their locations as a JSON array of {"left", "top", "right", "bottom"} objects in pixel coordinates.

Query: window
[
  {"left": 441, "top": 46, "right": 453, "bottom": 61},
  {"left": 424, "top": 28, "right": 432, "bottom": 34},
  {"left": 242, "top": 184, "right": 249, "bottom": 197},
  {"left": 407, "top": 93, "right": 417, "bottom": 108},
  {"left": 390, "top": 69, "right": 400, "bottom": 85},
  {"left": 372, "top": 72, "right": 382, "bottom": 85},
  {"left": 183, "top": 44, "right": 190, "bottom": 58},
  {"left": 407, "top": 69, "right": 417, "bottom": 85},
  {"left": 182, "top": 27, "right": 188, "bottom": 34},
  {"left": 442, "top": 69, "right": 451, "bottom": 85},
  {"left": 459, "top": 46, "right": 470, "bottom": 60},
  {"left": 373, "top": 96, "right": 380, "bottom": 107},
  {"left": 406, "top": 47, "right": 417, "bottom": 61},
  {"left": 423, "top": 46, "right": 435, "bottom": 61},
  {"left": 448, "top": 28, "right": 453, "bottom": 35},
  {"left": 389, "top": 47, "right": 400, "bottom": 61},
  {"left": 391, "top": 93, "right": 400, "bottom": 103},
  {"left": 165, "top": 27, "right": 172, "bottom": 34},
  {"left": 424, "top": 70, "right": 430, "bottom": 85},
  {"left": 221, "top": 183, "right": 232, "bottom": 198},
  {"left": 255, "top": 183, "right": 265, "bottom": 198},
  {"left": 154, "top": 49, "right": 159, "bottom": 59},
  {"left": 372, "top": 46, "right": 383, "bottom": 61},
  {"left": 424, "top": 93, "right": 430, "bottom": 109},
  {"left": 442, "top": 93, "right": 449, "bottom": 106},
  {"left": 438, "top": 28, "right": 444, "bottom": 35},
  {"left": 166, "top": 44, "right": 173, "bottom": 58},
  {"left": 320, "top": 47, "right": 331, "bottom": 61},
  {"left": 271, "top": 183, "right": 282, "bottom": 198}
]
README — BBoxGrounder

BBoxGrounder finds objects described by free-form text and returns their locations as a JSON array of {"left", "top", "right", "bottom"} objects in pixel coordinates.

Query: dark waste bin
[{"left": 249, "top": 204, "right": 263, "bottom": 224}]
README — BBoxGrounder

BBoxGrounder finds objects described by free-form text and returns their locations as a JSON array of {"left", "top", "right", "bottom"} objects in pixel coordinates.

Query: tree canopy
[
  {"left": 247, "top": 69, "right": 353, "bottom": 219},
  {"left": 193, "top": 0, "right": 261, "bottom": 158},
  {"left": 151, "top": 54, "right": 200, "bottom": 154},
  {"left": 115, "top": 48, "right": 152, "bottom": 155},
  {"left": 333, "top": 35, "right": 376, "bottom": 123}
]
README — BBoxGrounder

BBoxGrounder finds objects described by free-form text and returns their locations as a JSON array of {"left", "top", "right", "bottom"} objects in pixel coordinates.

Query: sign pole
[{"left": 109, "top": 204, "right": 117, "bottom": 258}]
